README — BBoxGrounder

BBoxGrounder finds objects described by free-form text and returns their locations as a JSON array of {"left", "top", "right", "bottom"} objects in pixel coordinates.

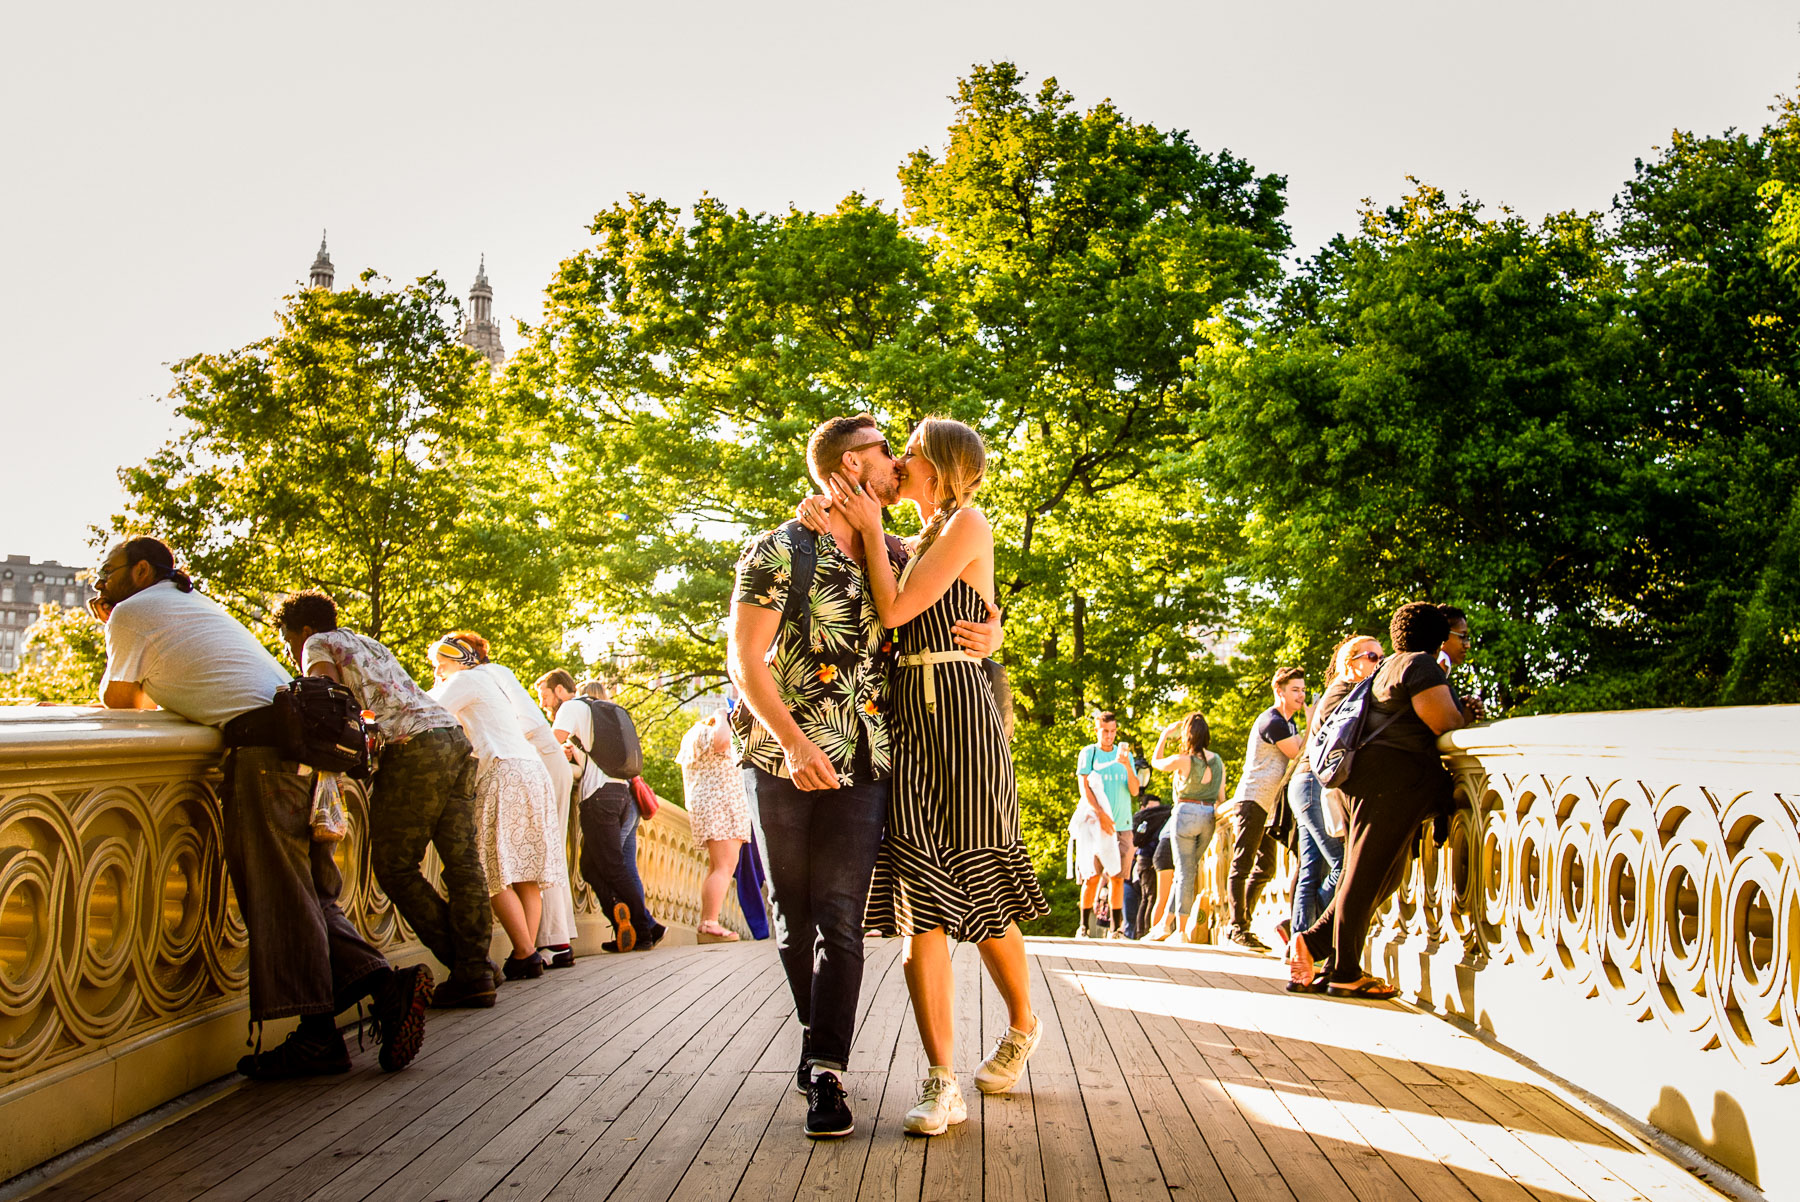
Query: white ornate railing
[
  {"left": 1180, "top": 706, "right": 1797, "bottom": 1193},
  {"left": 0, "top": 705, "right": 749, "bottom": 1181}
]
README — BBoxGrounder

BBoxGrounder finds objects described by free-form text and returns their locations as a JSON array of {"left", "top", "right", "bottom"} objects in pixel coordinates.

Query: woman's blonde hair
[
  {"left": 911, "top": 417, "right": 987, "bottom": 559},
  {"left": 1329, "top": 634, "right": 1379, "bottom": 682}
]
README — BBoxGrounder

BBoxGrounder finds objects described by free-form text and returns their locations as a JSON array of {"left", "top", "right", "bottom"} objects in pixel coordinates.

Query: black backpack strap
[{"left": 775, "top": 520, "right": 818, "bottom": 658}]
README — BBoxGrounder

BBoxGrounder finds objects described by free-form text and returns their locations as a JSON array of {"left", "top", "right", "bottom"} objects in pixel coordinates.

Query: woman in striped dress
[{"left": 825, "top": 416, "right": 1048, "bottom": 1137}]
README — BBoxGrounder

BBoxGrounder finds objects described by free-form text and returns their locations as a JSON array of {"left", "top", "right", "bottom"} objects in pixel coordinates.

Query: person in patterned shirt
[{"left": 726, "top": 412, "right": 1000, "bottom": 1140}]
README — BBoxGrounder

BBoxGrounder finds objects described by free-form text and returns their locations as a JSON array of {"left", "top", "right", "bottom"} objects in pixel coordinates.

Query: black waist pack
[{"left": 273, "top": 676, "right": 372, "bottom": 779}]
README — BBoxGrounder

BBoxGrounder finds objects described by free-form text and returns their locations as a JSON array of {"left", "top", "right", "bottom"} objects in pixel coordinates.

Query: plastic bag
[{"left": 311, "top": 771, "right": 349, "bottom": 843}]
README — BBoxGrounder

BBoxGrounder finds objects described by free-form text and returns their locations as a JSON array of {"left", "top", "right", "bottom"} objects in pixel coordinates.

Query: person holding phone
[{"left": 1075, "top": 711, "right": 1141, "bottom": 939}]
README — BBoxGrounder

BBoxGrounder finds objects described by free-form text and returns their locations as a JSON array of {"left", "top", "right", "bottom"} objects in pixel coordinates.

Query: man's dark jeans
[
  {"left": 750, "top": 768, "right": 886, "bottom": 1073},
  {"left": 1227, "top": 800, "right": 1279, "bottom": 932},
  {"left": 579, "top": 782, "right": 655, "bottom": 939},
  {"left": 369, "top": 726, "right": 491, "bottom": 984}
]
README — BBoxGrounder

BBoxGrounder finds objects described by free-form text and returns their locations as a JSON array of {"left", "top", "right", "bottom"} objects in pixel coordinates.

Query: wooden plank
[
  {"left": 602, "top": 966, "right": 803, "bottom": 1202},
  {"left": 666, "top": 1071, "right": 791, "bottom": 1202},
  {"left": 218, "top": 946, "right": 699, "bottom": 1202},
  {"left": 160, "top": 949, "right": 679, "bottom": 1202},
  {"left": 395, "top": 948, "right": 760, "bottom": 1202},
  {"left": 1035, "top": 953, "right": 1169, "bottom": 1200},
  {"left": 435, "top": 955, "right": 788, "bottom": 1202},
  {"left": 1438, "top": 1070, "right": 1720, "bottom": 1201},
  {"left": 1020, "top": 953, "right": 1105, "bottom": 1202},
  {"left": 978, "top": 946, "right": 1045, "bottom": 1202},
  {"left": 1145, "top": 955, "right": 1449, "bottom": 1202},
  {"left": 853, "top": 944, "right": 928, "bottom": 1202},
  {"left": 798, "top": 939, "right": 917, "bottom": 1202},
  {"left": 918, "top": 939, "right": 983, "bottom": 1202},
  {"left": 722, "top": 1081, "right": 810, "bottom": 1202},
  {"left": 1410, "top": 1081, "right": 1600, "bottom": 1202},
  {"left": 1114, "top": 954, "right": 1295, "bottom": 1202}
]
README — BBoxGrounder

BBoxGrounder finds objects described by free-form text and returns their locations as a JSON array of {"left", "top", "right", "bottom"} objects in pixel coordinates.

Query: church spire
[
  {"left": 463, "top": 255, "right": 504, "bottom": 369},
  {"left": 309, "top": 232, "right": 334, "bottom": 290}
]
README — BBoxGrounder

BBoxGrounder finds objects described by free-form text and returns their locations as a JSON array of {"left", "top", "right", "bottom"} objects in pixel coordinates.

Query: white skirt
[{"left": 476, "top": 755, "right": 567, "bottom": 894}]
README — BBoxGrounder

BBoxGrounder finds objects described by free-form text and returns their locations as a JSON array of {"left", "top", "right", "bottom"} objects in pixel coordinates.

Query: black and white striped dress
[{"left": 865, "top": 577, "right": 1048, "bottom": 943}]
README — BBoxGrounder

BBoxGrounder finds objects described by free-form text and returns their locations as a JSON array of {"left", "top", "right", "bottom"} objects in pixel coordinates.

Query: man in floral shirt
[{"left": 726, "top": 413, "right": 999, "bottom": 1140}]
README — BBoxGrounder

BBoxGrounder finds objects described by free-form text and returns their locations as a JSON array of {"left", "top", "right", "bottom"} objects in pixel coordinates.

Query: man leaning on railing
[{"left": 92, "top": 536, "right": 432, "bottom": 1080}]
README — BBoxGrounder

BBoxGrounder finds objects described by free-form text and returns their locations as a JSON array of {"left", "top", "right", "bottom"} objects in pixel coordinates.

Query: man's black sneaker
[
  {"left": 805, "top": 1071, "right": 854, "bottom": 1139},
  {"left": 373, "top": 965, "right": 433, "bottom": 1071},
  {"left": 795, "top": 1059, "right": 812, "bottom": 1096},
  {"left": 1226, "top": 927, "right": 1271, "bottom": 954},
  {"left": 430, "top": 973, "right": 497, "bottom": 1009},
  {"left": 238, "top": 1027, "right": 351, "bottom": 1080},
  {"left": 635, "top": 924, "right": 667, "bottom": 952}
]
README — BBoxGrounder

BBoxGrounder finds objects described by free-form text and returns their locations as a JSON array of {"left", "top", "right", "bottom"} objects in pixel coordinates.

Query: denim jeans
[
  {"left": 751, "top": 768, "right": 887, "bottom": 1073},
  {"left": 578, "top": 782, "right": 656, "bottom": 940},
  {"left": 1288, "top": 767, "right": 1343, "bottom": 933},
  {"left": 1167, "top": 802, "right": 1217, "bottom": 926}
]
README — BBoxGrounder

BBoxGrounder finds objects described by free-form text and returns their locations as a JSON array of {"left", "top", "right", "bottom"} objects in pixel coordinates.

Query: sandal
[
  {"left": 1326, "top": 975, "right": 1400, "bottom": 1000},
  {"left": 696, "top": 924, "right": 740, "bottom": 944}
]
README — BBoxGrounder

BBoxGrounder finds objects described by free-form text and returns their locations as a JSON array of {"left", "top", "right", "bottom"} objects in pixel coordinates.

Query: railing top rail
[
  {"left": 1438, "top": 704, "right": 1800, "bottom": 768},
  {"left": 0, "top": 704, "right": 223, "bottom": 766}
]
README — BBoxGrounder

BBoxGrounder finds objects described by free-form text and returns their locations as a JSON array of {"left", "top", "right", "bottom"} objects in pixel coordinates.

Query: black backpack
[
  {"left": 576, "top": 696, "right": 643, "bottom": 779},
  {"left": 272, "top": 676, "right": 372, "bottom": 779}
]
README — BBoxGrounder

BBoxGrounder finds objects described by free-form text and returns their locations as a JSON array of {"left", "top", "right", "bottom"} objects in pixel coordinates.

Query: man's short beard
[{"left": 862, "top": 466, "right": 900, "bottom": 507}]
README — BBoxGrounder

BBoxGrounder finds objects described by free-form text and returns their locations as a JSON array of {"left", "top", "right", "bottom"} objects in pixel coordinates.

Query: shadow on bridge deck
[{"left": 20, "top": 937, "right": 1729, "bottom": 1201}]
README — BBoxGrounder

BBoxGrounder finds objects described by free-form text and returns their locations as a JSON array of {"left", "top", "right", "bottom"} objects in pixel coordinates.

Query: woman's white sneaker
[
  {"left": 902, "top": 1072, "right": 967, "bottom": 1135},
  {"left": 974, "top": 1017, "right": 1042, "bottom": 1094}
]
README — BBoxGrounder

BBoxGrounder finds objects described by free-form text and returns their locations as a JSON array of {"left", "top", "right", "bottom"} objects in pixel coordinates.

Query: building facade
[{"left": 0, "top": 555, "right": 86, "bottom": 672}]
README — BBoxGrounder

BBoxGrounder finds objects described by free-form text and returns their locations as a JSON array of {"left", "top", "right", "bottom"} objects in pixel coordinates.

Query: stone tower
[
  {"left": 309, "top": 232, "right": 334, "bottom": 290},
  {"left": 462, "top": 255, "right": 505, "bottom": 369}
]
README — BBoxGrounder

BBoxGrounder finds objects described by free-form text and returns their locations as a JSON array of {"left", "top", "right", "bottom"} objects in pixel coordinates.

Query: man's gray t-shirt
[{"left": 1233, "top": 706, "right": 1297, "bottom": 812}]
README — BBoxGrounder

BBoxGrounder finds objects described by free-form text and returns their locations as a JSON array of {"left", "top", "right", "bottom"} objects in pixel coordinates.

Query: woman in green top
[{"left": 1150, "top": 712, "right": 1227, "bottom": 942}]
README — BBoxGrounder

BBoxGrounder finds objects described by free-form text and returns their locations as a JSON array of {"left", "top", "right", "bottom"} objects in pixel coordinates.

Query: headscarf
[{"left": 432, "top": 635, "right": 483, "bottom": 668}]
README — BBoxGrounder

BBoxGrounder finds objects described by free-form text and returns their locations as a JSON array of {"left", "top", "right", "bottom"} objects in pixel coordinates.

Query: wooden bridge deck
[{"left": 27, "top": 937, "right": 1726, "bottom": 1202}]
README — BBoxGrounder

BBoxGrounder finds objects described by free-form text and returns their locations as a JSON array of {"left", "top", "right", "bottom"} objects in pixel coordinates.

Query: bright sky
[{"left": 3, "top": 1, "right": 1794, "bottom": 569}]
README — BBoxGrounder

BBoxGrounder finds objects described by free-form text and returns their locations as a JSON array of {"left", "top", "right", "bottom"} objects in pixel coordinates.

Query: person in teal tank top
[{"left": 1076, "top": 711, "right": 1141, "bottom": 937}]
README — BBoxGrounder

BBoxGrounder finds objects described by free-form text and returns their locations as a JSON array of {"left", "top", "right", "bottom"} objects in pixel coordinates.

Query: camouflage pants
[{"left": 370, "top": 726, "right": 491, "bottom": 983}]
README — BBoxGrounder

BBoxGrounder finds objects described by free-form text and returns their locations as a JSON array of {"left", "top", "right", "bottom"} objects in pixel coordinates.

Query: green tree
[
  {"left": 1189, "top": 184, "right": 1648, "bottom": 711},
  {"left": 1, "top": 603, "right": 108, "bottom": 704},
  {"left": 517, "top": 63, "right": 1290, "bottom": 890},
  {"left": 1611, "top": 94, "right": 1800, "bottom": 704},
  {"left": 113, "top": 272, "right": 569, "bottom": 680}
]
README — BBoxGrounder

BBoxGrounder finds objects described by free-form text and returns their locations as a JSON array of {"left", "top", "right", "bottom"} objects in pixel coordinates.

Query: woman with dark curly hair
[{"left": 1288, "top": 602, "right": 1475, "bottom": 998}]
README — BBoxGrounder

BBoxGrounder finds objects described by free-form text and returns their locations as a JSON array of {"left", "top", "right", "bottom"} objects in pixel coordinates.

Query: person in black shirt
[
  {"left": 1288, "top": 603, "right": 1475, "bottom": 998},
  {"left": 1127, "top": 792, "right": 1170, "bottom": 938}
]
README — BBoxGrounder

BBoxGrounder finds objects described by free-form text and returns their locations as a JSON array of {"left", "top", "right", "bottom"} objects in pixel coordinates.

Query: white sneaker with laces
[
  {"left": 974, "top": 1016, "right": 1043, "bottom": 1094},
  {"left": 902, "top": 1072, "right": 968, "bottom": 1135}
]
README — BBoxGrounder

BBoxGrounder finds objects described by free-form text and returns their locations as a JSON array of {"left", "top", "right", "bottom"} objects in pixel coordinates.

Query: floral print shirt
[{"left": 731, "top": 525, "right": 897, "bottom": 785}]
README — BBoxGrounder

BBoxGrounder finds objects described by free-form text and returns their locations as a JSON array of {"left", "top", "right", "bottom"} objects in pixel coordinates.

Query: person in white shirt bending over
[{"left": 430, "top": 636, "right": 566, "bottom": 983}]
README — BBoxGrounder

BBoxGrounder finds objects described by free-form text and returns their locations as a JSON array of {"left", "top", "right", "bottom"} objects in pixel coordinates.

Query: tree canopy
[{"left": 58, "top": 64, "right": 1800, "bottom": 918}]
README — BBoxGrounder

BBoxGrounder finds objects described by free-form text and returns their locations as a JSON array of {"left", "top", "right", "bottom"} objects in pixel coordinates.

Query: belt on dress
[{"left": 895, "top": 649, "right": 979, "bottom": 715}]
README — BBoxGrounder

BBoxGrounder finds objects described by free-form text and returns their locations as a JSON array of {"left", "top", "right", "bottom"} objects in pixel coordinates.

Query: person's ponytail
[{"left": 123, "top": 537, "right": 193, "bottom": 592}]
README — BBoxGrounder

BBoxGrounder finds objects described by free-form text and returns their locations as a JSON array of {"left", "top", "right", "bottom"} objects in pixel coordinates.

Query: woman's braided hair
[
  {"left": 1390, "top": 602, "right": 1450, "bottom": 654},
  {"left": 910, "top": 417, "right": 987, "bottom": 560}
]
